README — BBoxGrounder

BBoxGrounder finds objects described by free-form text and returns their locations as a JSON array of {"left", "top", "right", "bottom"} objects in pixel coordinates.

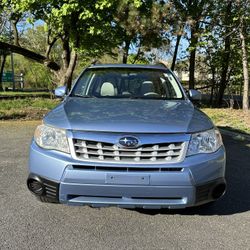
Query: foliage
[
  {"left": 113, "top": 0, "right": 171, "bottom": 63},
  {"left": 4, "top": 0, "right": 117, "bottom": 53}
]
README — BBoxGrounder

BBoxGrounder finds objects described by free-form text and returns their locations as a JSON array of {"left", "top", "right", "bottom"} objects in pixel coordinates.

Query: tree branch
[
  {"left": 45, "top": 37, "right": 57, "bottom": 59},
  {"left": 0, "top": 41, "right": 60, "bottom": 71}
]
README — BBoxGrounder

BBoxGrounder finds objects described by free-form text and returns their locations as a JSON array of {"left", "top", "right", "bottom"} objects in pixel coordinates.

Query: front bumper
[{"left": 28, "top": 141, "right": 226, "bottom": 208}]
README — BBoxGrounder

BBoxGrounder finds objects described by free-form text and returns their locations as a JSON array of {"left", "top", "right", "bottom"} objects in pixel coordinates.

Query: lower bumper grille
[
  {"left": 43, "top": 181, "right": 58, "bottom": 200},
  {"left": 27, "top": 174, "right": 59, "bottom": 202},
  {"left": 196, "top": 182, "right": 214, "bottom": 203},
  {"left": 195, "top": 178, "right": 226, "bottom": 204},
  {"left": 72, "top": 165, "right": 183, "bottom": 172}
]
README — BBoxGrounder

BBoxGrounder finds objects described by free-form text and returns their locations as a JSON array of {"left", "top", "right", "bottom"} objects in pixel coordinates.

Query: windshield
[{"left": 71, "top": 68, "right": 184, "bottom": 100}]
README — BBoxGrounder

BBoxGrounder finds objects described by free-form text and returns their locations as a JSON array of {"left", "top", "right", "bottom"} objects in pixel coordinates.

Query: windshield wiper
[
  {"left": 129, "top": 96, "right": 165, "bottom": 100},
  {"left": 70, "top": 94, "right": 96, "bottom": 98},
  {"left": 130, "top": 96, "right": 182, "bottom": 100}
]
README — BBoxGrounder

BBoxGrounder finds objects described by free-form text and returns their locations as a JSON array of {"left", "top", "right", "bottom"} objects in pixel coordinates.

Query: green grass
[
  {"left": 202, "top": 108, "right": 250, "bottom": 134},
  {"left": 0, "top": 98, "right": 59, "bottom": 110},
  {"left": 0, "top": 91, "right": 51, "bottom": 97},
  {"left": 0, "top": 98, "right": 60, "bottom": 120}
]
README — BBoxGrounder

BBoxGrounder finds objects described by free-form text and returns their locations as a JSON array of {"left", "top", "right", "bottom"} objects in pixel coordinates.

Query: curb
[{"left": 219, "top": 128, "right": 250, "bottom": 142}]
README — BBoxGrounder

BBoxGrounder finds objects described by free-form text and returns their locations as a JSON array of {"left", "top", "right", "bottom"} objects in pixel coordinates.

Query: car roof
[{"left": 88, "top": 64, "right": 168, "bottom": 70}]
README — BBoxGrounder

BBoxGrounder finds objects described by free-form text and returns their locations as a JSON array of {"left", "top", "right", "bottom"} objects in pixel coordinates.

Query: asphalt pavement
[{"left": 0, "top": 121, "right": 249, "bottom": 250}]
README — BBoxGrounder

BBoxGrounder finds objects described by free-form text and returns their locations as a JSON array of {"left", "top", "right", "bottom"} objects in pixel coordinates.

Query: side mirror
[
  {"left": 54, "top": 86, "right": 66, "bottom": 98},
  {"left": 188, "top": 89, "right": 202, "bottom": 101}
]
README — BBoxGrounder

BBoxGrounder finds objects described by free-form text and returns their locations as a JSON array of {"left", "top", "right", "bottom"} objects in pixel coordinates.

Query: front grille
[{"left": 72, "top": 139, "right": 186, "bottom": 163}]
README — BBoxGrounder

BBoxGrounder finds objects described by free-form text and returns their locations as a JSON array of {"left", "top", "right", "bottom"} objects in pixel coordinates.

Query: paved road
[{"left": 0, "top": 121, "right": 249, "bottom": 250}]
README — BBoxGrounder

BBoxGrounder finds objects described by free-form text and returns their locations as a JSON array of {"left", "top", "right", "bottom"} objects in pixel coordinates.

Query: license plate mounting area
[{"left": 105, "top": 173, "right": 150, "bottom": 185}]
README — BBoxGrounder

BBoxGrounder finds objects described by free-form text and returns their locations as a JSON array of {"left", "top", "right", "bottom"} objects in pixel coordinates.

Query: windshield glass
[{"left": 71, "top": 68, "right": 184, "bottom": 100}]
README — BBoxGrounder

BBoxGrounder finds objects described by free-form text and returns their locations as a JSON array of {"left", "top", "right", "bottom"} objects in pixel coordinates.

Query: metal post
[
  {"left": 20, "top": 72, "right": 24, "bottom": 89},
  {"left": 10, "top": 52, "right": 15, "bottom": 90},
  {"left": 9, "top": 18, "right": 15, "bottom": 91}
]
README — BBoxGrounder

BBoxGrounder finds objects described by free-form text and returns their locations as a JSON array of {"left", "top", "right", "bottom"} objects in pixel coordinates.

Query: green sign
[{"left": 1, "top": 71, "right": 13, "bottom": 82}]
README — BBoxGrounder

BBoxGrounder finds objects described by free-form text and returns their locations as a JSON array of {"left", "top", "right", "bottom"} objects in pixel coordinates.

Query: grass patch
[
  {"left": 202, "top": 108, "right": 250, "bottom": 134},
  {"left": 0, "top": 91, "right": 51, "bottom": 97},
  {"left": 0, "top": 98, "right": 59, "bottom": 110},
  {"left": 0, "top": 98, "right": 60, "bottom": 120}
]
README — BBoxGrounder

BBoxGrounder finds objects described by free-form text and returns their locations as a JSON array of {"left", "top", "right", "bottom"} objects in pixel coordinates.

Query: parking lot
[{"left": 0, "top": 121, "right": 249, "bottom": 250}]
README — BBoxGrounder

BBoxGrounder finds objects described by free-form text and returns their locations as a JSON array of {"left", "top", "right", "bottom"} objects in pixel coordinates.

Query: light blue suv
[{"left": 27, "top": 64, "right": 226, "bottom": 209}]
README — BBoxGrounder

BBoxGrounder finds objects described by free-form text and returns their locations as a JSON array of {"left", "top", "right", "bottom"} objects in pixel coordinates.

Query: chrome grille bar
[{"left": 72, "top": 139, "right": 187, "bottom": 164}]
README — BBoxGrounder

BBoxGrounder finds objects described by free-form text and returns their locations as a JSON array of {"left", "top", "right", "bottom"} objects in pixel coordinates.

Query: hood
[{"left": 44, "top": 97, "right": 214, "bottom": 133}]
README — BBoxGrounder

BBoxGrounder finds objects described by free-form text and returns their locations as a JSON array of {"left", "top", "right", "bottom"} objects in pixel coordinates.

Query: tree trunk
[
  {"left": 59, "top": 50, "right": 77, "bottom": 91},
  {"left": 11, "top": 19, "right": 20, "bottom": 47},
  {"left": 45, "top": 37, "right": 57, "bottom": 59},
  {"left": 216, "top": 1, "right": 232, "bottom": 107},
  {"left": 122, "top": 40, "right": 130, "bottom": 64},
  {"left": 0, "top": 54, "right": 7, "bottom": 91},
  {"left": 132, "top": 47, "right": 141, "bottom": 64},
  {"left": 62, "top": 37, "right": 71, "bottom": 69},
  {"left": 216, "top": 38, "right": 231, "bottom": 107},
  {"left": 188, "top": 26, "right": 198, "bottom": 90},
  {"left": 239, "top": 20, "right": 249, "bottom": 111},
  {"left": 171, "top": 34, "right": 181, "bottom": 71},
  {"left": 209, "top": 68, "right": 216, "bottom": 107}
]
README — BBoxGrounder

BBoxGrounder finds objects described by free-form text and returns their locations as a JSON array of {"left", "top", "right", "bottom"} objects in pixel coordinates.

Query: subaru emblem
[{"left": 119, "top": 136, "right": 139, "bottom": 148}]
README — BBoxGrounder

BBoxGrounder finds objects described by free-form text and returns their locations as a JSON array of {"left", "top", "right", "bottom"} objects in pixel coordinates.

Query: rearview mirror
[
  {"left": 54, "top": 86, "right": 66, "bottom": 98},
  {"left": 188, "top": 89, "right": 202, "bottom": 101}
]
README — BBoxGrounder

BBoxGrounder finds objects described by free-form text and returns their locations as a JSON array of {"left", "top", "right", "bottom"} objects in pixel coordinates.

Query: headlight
[
  {"left": 187, "top": 128, "right": 223, "bottom": 156},
  {"left": 34, "top": 124, "right": 70, "bottom": 153}
]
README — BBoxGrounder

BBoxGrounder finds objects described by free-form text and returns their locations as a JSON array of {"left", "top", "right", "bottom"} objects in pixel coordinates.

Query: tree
[
  {"left": 207, "top": 0, "right": 249, "bottom": 109},
  {"left": 0, "top": 8, "right": 10, "bottom": 91},
  {"left": 113, "top": 0, "right": 170, "bottom": 64},
  {"left": 169, "top": 1, "right": 186, "bottom": 71},
  {"left": 0, "top": 3, "right": 61, "bottom": 89},
  {"left": 1, "top": 0, "right": 118, "bottom": 89},
  {"left": 172, "top": 0, "right": 212, "bottom": 89},
  {"left": 195, "top": 0, "right": 244, "bottom": 108},
  {"left": 236, "top": 0, "right": 249, "bottom": 111}
]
